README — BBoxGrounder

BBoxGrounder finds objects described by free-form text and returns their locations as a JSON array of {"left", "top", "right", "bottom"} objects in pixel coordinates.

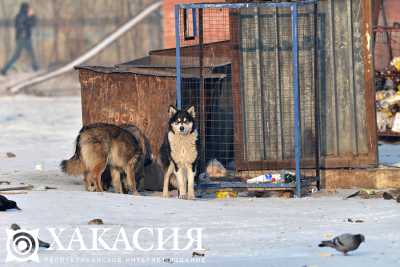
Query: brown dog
[{"left": 60, "top": 123, "right": 143, "bottom": 194}]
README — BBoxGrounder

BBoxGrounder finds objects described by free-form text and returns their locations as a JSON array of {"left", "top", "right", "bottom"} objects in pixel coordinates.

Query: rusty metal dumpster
[{"left": 75, "top": 66, "right": 176, "bottom": 157}]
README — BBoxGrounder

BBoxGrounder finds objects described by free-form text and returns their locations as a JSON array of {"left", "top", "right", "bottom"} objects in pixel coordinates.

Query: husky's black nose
[{"left": 179, "top": 126, "right": 185, "bottom": 132}]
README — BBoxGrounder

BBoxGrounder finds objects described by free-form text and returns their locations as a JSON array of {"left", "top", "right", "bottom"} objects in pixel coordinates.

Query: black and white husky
[{"left": 160, "top": 105, "right": 200, "bottom": 200}]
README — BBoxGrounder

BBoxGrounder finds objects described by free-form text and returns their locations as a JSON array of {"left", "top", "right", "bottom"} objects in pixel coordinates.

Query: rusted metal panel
[{"left": 76, "top": 67, "right": 176, "bottom": 157}]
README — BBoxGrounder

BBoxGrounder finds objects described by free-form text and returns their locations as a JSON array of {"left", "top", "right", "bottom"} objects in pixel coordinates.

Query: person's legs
[
  {"left": 1, "top": 40, "right": 23, "bottom": 75},
  {"left": 25, "top": 40, "right": 39, "bottom": 71}
]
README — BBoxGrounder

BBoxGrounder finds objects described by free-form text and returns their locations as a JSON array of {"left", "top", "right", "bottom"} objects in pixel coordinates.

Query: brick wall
[{"left": 163, "top": 0, "right": 229, "bottom": 48}]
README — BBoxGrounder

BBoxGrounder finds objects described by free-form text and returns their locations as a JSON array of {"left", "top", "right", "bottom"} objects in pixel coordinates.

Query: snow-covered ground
[
  {"left": 0, "top": 96, "right": 81, "bottom": 172},
  {"left": 1, "top": 191, "right": 400, "bottom": 267},
  {"left": 1, "top": 96, "right": 400, "bottom": 267}
]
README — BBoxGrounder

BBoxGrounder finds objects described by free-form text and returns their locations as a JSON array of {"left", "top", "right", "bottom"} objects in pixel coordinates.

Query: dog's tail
[{"left": 60, "top": 134, "right": 85, "bottom": 176}]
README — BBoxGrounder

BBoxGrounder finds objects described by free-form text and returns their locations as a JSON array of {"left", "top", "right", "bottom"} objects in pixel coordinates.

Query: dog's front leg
[
  {"left": 176, "top": 168, "right": 186, "bottom": 199},
  {"left": 187, "top": 167, "right": 196, "bottom": 200},
  {"left": 163, "top": 163, "right": 174, "bottom": 198},
  {"left": 111, "top": 168, "right": 123, "bottom": 193},
  {"left": 84, "top": 172, "right": 95, "bottom": 192}
]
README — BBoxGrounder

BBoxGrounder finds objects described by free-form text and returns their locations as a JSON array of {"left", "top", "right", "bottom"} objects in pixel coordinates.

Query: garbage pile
[
  {"left": 247, "top": 170, "right": 296, "bottom": 184},
  {"left": 376, "top": 57, "right": 400, "bottom": 133}
]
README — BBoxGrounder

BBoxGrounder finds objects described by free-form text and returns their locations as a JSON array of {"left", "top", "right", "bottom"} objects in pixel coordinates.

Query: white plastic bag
[{"left": 391, "top": 112, "right": 400, "bottom": 133}]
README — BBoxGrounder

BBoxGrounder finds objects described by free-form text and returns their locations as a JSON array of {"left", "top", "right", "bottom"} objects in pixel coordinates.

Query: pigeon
[
  {"left": 0, "top": 195, "right": 21, "bottom": 211},
  {"left": 10, "top": 224, "right": 50, "bottom": 249},
  {"left": 318, "top": 233, "right": 365, "bottom": 255}
]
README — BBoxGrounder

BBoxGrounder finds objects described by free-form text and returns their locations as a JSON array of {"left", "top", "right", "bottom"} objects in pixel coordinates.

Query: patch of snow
[
  {"left": 0, "top": 192, "right": 399, "bottom": 266},
  {"left": 0, "top": 96, "right": 81, "bottom": 174}
]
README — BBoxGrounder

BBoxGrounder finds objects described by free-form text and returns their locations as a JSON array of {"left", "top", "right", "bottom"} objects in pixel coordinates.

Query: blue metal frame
[
  {"left": 175, "top": 1, "right": 317, "bottom": 197},
  {"left": 291, "top": 4, "right": 302, "bottom": 198},
  {"left": 175, "top": 5, "right": 182, "bottom": 109}
]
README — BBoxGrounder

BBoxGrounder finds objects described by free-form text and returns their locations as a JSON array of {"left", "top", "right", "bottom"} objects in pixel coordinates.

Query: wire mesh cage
[{"left": 174, "top": 1, "right": 320, "bottom": 197}]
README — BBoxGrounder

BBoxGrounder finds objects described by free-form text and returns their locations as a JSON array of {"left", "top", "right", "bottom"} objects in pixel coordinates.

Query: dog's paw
[
  {"left": 178, "top": 194, "right": 187, "bottom": 199},
  {"left": 87, "top": 185, "right": 96, "bottom": 192},
  {"left": 187, "top": 194, "right": 195, "bottom": 200},
  {"left": 132, "top": 191, "right": 140, "bottom": 196},
  {"left": 162, "top": 192, "right": 170, "bottom": 198}
]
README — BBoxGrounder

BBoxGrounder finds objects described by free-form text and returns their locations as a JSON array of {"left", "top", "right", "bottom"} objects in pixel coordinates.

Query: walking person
[{"left": 1, "top": 3, "right": 39, "bottom": 76}]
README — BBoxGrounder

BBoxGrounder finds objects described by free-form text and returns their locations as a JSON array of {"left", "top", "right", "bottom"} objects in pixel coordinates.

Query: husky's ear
[
  {"left": 169, "top": 105, "right": 177, "bottom": 118},
  {"left": 186, "top": 106, "right": 196, "bottom": 118}
]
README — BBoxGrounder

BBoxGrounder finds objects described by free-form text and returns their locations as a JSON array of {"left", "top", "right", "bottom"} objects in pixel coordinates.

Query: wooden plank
[
  {"left": 346, "top": 0, "right": 359, "bottom": 155},
  {"left": 333, "top": 0, "right": 354, "bottom": 154},
  {"left": 298, "top": 5, "right": 316, "bottom": 159},
  {"left": 278, "top": 7, "right": 295, "bottom": 160},
  {"left": 322, "top": 0, "right": 340, "bottom": 156},
  {"left": 230, "top": 9, "right": 247, "bottom": 170},
  {"left": 274, "top": 7, "right": 284, "bottom": 160},
  {"left": 259, "top": 8, "right": 280, "bottom": 160},
  {"left": 240, "top": 8, "right": 265, "bottom": 161},
  {"left": 0, "top": 191, "right": 29, "bottom": 195},
  {"left": 0, "top": 185, "right": 34, "bottom": 192},
  {"left": 352, "top": 0, "right": 369, "bottom": 154},
  {"left": 323, "top": 167, "right": 400, "bottom": 189},
  {"left": 378, "top": 131, "right": 400, "bottom": 137}
]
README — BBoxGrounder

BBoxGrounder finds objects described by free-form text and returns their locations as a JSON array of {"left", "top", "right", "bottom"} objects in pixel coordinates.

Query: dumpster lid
[
  {"left": 117, "top": 55, "right": 231, "bottom": 69},
  {"left": 75, "top": 65, "right": 175, "bottom": 77},
  {"left": 75, "top": 65, "right": 226, "bottom": 79}
]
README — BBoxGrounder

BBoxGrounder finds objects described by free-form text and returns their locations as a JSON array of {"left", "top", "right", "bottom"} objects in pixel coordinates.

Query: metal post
[
  {"left": 199, "top": 8, "right": 206, "bottom": 168},
  {"left": 291, "top": 3, "right": 301, "bottom": 198},
  {"left": 313, "top": 2, "right": 321, "bottom": 191},
  {"left": 175, "top": 5, "right": 182, "bottom": 109}
]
